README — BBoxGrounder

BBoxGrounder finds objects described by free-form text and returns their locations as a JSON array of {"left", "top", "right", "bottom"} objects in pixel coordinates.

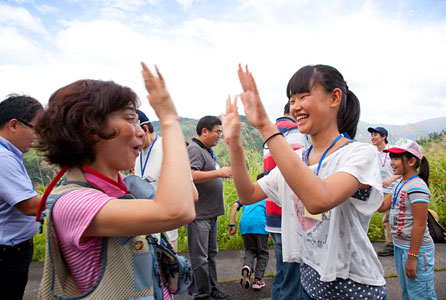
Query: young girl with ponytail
[
  {"left": 222, "top": 64, "right": 387, "bottom": 299},
  {"left": 379, "top": 139, "right": 436, "bottom": 300}
]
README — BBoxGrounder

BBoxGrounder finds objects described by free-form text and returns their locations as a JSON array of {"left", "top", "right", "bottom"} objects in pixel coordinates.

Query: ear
[
  {"left": 329, "top": 88, "right": 343, "bottom": 109},
  {"left": 7, "top": 119, "right": 20, "bottom": 133},
  {"left": 201, "top": 128, "right": 209, "bottom": 136},
  {"left": 408, "top": 156, "right": 417, "bottom": 168}
]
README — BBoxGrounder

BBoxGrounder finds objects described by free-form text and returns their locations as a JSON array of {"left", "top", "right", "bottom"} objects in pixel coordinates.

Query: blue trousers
[
  {"left": 394, "top": 246, "right": 437, "bottom": 300},
  {"left": 0, "top": 241, "right": 34, "bottom": 300},
  {"left": 270, "top": 232, "right": 303, "bottom": 300}
]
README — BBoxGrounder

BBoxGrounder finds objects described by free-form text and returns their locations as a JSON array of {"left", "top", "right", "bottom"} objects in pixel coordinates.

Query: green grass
[{"left": 31, "top": 137, "right": 446, "bottom": 260}]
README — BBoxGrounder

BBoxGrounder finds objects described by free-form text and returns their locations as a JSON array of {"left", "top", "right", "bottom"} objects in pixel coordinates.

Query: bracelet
[
  {"left": 408, "top": 252, "right": 418, "bottom": 258},
  {"left": 263, "top": 132, "right": 283, "bottom": 149},
  {"left": 228, "top": 224, "right": 235, "bottom": 228}
]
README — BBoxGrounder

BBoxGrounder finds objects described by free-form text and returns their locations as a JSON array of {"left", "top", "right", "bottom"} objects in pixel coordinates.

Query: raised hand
[
  {"left": 141, "top": 62, "right": 178, "bottom": 121},
  {"left": 221, "top": 95, "right": 241, "bottom": 147},
  {"left": 237, "top": 64, "right": 270, "bottom": 130}
]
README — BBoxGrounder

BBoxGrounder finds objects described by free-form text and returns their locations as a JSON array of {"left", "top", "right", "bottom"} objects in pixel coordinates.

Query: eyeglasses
[
  {"left": 17, "top": 119, "right": 34, "bottom": 129},
  {"left": 212, "top": 130, "right": 223, "bottom": 136},
  {"left": 112, "top": 112, "right": 139, "bottom": 126}
]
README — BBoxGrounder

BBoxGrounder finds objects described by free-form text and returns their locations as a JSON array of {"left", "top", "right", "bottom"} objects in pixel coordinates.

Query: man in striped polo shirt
[{"left": 264, "top": 102, "right": 308, "bottom": 300}]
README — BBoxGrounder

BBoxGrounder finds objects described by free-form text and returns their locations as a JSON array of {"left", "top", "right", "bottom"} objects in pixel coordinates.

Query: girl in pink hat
[{"left": 379, "top": 138, "right": 436, "bottom": 299}]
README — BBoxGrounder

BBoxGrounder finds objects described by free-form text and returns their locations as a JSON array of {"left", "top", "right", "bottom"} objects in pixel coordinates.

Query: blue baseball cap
[
  {"left": 367, "top": 126, "right": 388, "bottom": 137},
  {"left": 137, "top": 110, "right": 150, "bottom": 126}
]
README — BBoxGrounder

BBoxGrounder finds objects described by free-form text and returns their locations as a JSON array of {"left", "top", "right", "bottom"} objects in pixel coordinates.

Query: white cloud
[
  {"left": 35, "top": 4, "right": 58, "bottom": 14},
  {"left": 0, "top": 3, "right": 47, "bottom": 34},
  {"left": 0, "top": 0, "right": 445, "bottom": 125},
  {"left": 176, "top": 0, "right": 201, "bottom": 10}
]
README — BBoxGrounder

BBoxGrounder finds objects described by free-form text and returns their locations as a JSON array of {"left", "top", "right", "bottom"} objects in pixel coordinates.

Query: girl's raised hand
[
  {"left": 141, "top": 62, "right": 178, "bottom": 121},
  {"left": 237, "top": 64, "right": 270, "bottom": 130},
  {"left": 221, "top": 95, "right": 241, "bottom": 147}
]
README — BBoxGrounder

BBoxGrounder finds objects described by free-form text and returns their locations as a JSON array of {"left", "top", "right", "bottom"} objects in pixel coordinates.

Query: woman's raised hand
[
  {"left": 221, "top": 95, "right": 241, "bottom": 147},
  {"left": 141, "top": 62, "right": 178, "bottom": 121},
  {"left": 237, "top": 64, "right": 270, "bottom": 130}
]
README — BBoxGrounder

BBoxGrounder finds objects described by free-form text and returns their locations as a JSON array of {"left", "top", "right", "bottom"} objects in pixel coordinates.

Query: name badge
[
  {"left": 215, "top": 162, "right": 220, "bottom": 170},
  {"left": 380, "top": 170, "right": 386, "bottom": 178}
]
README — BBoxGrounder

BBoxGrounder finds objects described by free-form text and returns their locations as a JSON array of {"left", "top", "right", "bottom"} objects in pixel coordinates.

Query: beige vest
[{"left": 37, "top": 169, "right": 158, "bottom": 300}]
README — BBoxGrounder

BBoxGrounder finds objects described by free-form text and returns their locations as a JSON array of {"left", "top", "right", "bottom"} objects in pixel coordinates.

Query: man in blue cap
[{"left": 368, "top": 126, "right": 401, "bottom": 256}]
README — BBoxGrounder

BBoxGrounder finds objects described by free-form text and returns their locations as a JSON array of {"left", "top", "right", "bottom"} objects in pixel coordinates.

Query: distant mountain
[
  {"left": 152, "top": 116, "right": 446, "bottom": 146},
  {"left": 356, "top": 117, "right": 446, "bottom": 144}
]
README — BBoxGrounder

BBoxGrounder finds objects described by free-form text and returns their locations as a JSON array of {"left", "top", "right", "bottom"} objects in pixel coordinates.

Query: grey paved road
[{"left": 24, "top": 243, "right": 446, "bottom": 300}]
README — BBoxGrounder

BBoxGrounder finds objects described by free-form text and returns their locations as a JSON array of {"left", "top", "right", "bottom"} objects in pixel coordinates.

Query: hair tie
[{"left": 344, "top": 81, "right": 349, "bottom": 90}]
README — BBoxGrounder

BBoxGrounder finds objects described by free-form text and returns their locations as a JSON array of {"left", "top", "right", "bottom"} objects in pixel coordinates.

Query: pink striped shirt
[{"left": 52, "top": 173, "right": 125, "bottom": 293}]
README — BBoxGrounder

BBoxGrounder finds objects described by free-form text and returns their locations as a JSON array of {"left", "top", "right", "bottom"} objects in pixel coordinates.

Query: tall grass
[{"left": 32, "top": 137, "right": 445, "bottom": 259}]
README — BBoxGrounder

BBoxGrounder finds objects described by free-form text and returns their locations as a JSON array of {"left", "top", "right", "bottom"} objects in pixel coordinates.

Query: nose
[{"left": 135, "top": 124, "right": 144, "bottom": 138}]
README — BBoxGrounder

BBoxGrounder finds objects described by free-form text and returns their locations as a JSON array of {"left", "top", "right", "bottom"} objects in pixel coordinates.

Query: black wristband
[
  {"left": 228, "top": 224, "right": 235, "bottom": 227},
  {"left": 263, "top": 132, "right": 283, "bottom": 149}
]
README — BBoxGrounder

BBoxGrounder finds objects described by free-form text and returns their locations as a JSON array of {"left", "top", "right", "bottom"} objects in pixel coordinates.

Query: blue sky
[{"left": 1, "top": 0, "right": 445, "bottom": 125}]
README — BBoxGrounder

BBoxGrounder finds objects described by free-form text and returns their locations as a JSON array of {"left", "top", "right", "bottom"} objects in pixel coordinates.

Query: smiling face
[
  {"left": 370, "top": 131, "right": 386, "bottom": 147},
  {"left": 289, "top": 83, "right": 339, "bottom": 136},
  {"left": 92, "top": 107, "right": 144, "bottom": 176}
]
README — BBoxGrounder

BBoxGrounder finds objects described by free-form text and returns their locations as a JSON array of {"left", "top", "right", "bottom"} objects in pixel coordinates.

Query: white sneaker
[
  {"left": 240, "top": 265, "right": 251, "bottom": 289},
  {"left": 252, "top": 279, "right": 265, "bottom": 290}
]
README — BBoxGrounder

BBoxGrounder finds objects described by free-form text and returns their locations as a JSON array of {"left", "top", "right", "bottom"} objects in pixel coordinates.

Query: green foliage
[
  {"left": 27, "top": 120, "right": 446, "bottom": 258},
  {"left": 421, "top": 133, "right": 446, "bottom": 224},
  {"left": 32, "top": 219, "right": 46, "bottom": 262}
]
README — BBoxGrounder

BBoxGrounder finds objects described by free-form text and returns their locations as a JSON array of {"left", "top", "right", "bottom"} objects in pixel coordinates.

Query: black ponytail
[
  {"left": 337, "top": 90, "right": 360, "bottom": 139},
  {"left": 286, "top": 64, "right": 360, "bottom": 139},
  {"left": 418, "top": 156, "right": 430, "bottom": 187}
]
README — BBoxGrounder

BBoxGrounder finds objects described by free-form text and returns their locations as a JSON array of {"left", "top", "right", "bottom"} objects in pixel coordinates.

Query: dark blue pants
[{"left": 0, "top": 241, "right": 34, "bottom": 300}]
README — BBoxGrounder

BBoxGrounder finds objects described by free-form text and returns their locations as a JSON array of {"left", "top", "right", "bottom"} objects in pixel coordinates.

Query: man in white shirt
[
  {"left": 368, "top": 126, "right": 401, "bottom": 256},
  {"left": 134, "top": 110, "right": 179, "bottom": 250}
]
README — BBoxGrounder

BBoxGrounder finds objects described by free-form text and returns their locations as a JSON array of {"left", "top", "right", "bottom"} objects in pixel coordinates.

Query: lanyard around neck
[
  {"left": 392, "top": 174, "right": 418, "bottom": 209},
  {"left": 140, "top": 134, "right": 158, "bottom": 177},
  {"left": 379, "top": 145, "right": 389, "bottom": 167},
  {"left": 0, "top": 142, "right": 8, "bottom": 151},
  {"left": 209, "top": 148, "right": 217, "bottom": 163},
  {"left": 305, "top": 133, "right": 345, "bottom": 176}
]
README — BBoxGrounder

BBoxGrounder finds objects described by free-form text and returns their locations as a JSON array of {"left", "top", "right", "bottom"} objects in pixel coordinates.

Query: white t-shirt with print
[{"left": 258, "top": 141, "right": 386, "bottom": 286}]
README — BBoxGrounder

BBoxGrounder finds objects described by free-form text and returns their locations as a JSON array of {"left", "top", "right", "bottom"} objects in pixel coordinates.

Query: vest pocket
[{"left": 134, "top": 251, "right": 154, "bottom": 290}]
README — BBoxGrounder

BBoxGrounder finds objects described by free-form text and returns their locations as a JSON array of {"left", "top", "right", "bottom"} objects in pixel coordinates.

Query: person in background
[
  {"left": 228, "top": 173, "right": 269, "bottom": 291},
  {"left": 368, "top": 126, "right": 401, "bottom": 257},
  {"left": 264, "top": 102, "right": 308, "bottom": 300},
  {"left": 378, "top": 138, "right": 436, "bottom": 300},
  {"left": 187, "top": 115, "right": 232, "bottom": 300},
  {"left": 135, "top": 110, "right": 198, "bottom": 252},
  {"left": 134, "top": 110, "right": 178, "bottom": 251},
  {"left": 0, "top": 94, "right": 43, "bottom": 300}
]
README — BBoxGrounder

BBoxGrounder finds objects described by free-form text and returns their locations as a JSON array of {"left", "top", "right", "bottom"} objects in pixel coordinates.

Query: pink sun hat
[{"left": 384, "top": 138, "right": 423, "bottom": 160}]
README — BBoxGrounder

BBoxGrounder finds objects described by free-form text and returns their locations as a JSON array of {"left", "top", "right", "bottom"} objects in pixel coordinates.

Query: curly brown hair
[{"left": 35, "top": 79, "right": 139, "bottom": 167}]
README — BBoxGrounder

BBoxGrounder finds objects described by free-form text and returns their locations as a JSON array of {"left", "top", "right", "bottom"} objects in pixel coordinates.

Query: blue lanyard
[
  {"left": 209, "top": 148, "right": 217, "bottom": 164},
  {"left": 139, "top": 134, "right": 158, "bottom": 177},
  {"left": 0, "top": 142, "right": 8, "bottom": 151},
  {"left": 305, "top": 133, "right": 345, "bottom": 176},
  {"left": 392, "top": 174, "right": 418, "bottom": 209}
]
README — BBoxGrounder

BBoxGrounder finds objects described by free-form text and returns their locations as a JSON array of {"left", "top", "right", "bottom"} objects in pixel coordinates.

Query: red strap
[
  {"left": 80, "top": 166, "right": 128, "bottom": 194},
  {"left": 35, "top": 166, "right": 69, "bottom": 221},
  {"left": 35, "top": 166, "right": 128, "bottom": 221}
]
